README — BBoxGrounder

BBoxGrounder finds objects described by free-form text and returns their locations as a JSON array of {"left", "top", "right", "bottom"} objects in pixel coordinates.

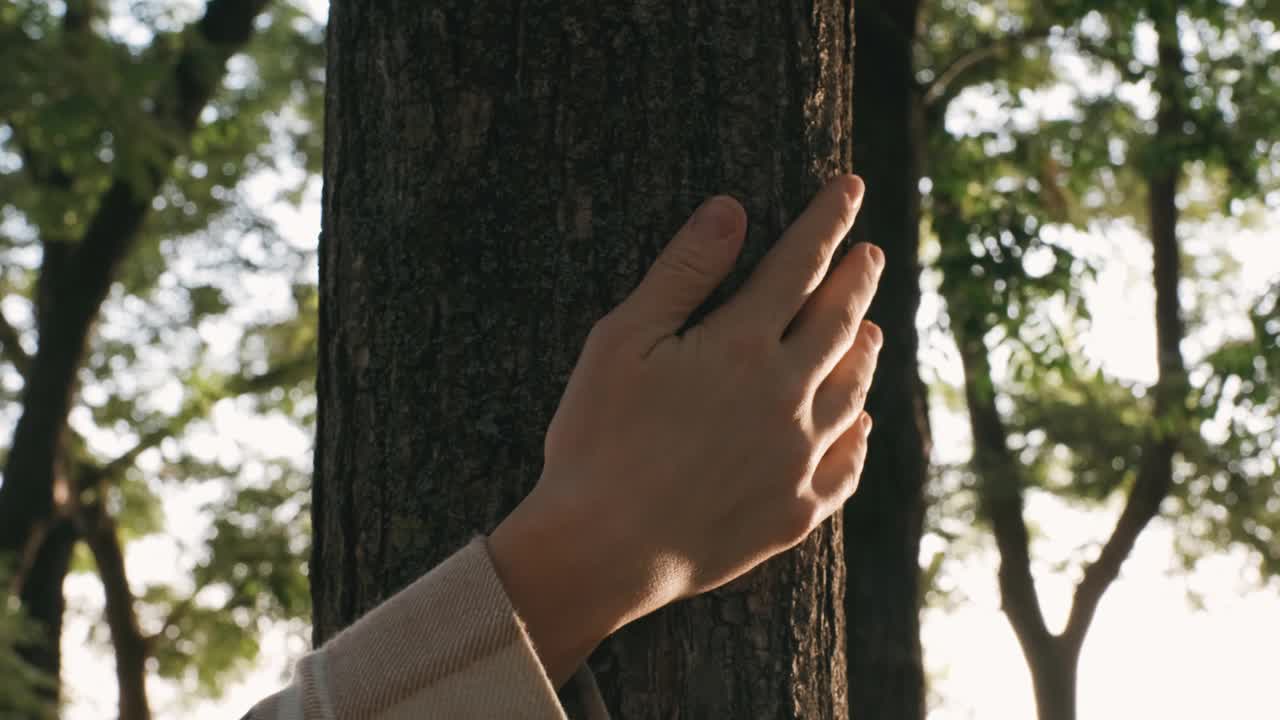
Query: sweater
[{"left": 242, "top": 536, "right": 610, "bottom": 720}]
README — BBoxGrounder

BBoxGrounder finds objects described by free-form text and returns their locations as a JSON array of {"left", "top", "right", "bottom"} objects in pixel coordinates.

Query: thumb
[{"left": 617, "top": 195, "right": 746, "bottom": 341}]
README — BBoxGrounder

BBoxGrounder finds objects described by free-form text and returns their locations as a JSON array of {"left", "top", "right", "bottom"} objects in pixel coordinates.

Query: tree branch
[
  {"left": 1062, "top": 14, "right": 1188, "bottom": 652},
  {"left": 932, "top": 188, "right": 1052, "bottom": 660},
  {"left": 7, "top": 130, "right": 76, "bottom": 191},
  {"left": 61, "top": 350, "right": 313, "bottom": 715},
  {"left": 922, "top": 27, "right": 1054, "bottom": 109},
  {"left": 146, "top": 584, "right": 206, "bottom": 650},
  {"left": 1073, "top": 37, "right": 1149, "bottom": 86},
  {"left": 58, "top": 346, "right": 312, "bottom": 528},
  {"left": 0, "top": 0, "right": 272, "bottom": 559},
  {"left": 955, "top": 323, "right": 1052, "bottom": 651},
  {"left": 78, "top": 500, "right": 151, "bottom": 720},
  {"left": 96, "top": 352, "right": 315, "bottom": 481}
]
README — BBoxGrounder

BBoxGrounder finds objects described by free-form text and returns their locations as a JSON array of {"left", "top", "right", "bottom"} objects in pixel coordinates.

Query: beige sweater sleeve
[{"left": 242, "top": 536, "right": 610, "bottom": 720}]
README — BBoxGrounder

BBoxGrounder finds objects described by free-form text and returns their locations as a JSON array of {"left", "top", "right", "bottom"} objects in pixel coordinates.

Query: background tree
[
  {"left": 844, "top": 1, "right": 931, "bottom": 717},
  {"left": 916, "top": 1, "right": 1280, "bottom": 717},
  {"left": 311, "top": 1, "right": 917, "bottom": 717},
  {"left": 0, "top": 1, "right": 323, "bottom": 717}
]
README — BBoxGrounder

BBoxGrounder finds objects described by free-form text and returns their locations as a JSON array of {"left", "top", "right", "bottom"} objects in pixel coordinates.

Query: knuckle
[
  {"left": 837, "top": 466, "right": 863, "bottom": 501},
  {"left": 834, "top": 310, "right": 861, "bottom": 350},
  {"left": 851, "top": 342, "right": 877, "bottom": 376},
  {"left": 844, "top": 448, "right": 869, "bottom": 497},
  {"left": 858, "top": 321, "right": 883, "bottom": 353},
  {"left": 845, "top": 337, "right": 878, "bottom": 378},
  {"left": 834, "top": 199, "right": 859, "bottom": 235},
  {"left": 821, "top": 388, "right": 866, "bottom": 434},
  {"left": 855, "top": 257, "right": 880, "bottom": 291},
  {"left": 837, "top": 342, "right": 874, "bottom": 386},
  {"left": 828, "top": 176, "right": 861, "bottom": 227},
  {"left": 851, "top": 378, "right": 870, "bottom": 409},
  {"left": 802, "top": 241, "right": 831, "bottom": 282},
  {"left": 839, "top": 379, "right": 870, "bottom": 418},
  {"left": 656, "top": 245, "right": 714, "bottom": 283},
  {"left": 783, "top": 241, "right": 830, "bottom": 294}
]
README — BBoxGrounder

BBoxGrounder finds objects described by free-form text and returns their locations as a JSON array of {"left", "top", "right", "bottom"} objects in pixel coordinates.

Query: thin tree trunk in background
[
  {"left": 1028, "top": 639, "right": 1077, "bottom": 720},
  {"left": 81, "top": 508, "right": 151, "bottom": 720},
  {"left": 931, "top": 6, "right": 1189, "bottom": 720},
  {"left": 314, "top": 1, "right": 857, "bottom": 716},
  {"left": 845, "top": 2, "right": 929, "bottom": 717}
]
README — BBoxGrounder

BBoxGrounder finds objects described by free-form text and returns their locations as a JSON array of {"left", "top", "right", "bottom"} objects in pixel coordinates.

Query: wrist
[{"left": 488, "top": 484, "right": 637, "bottom": 686}]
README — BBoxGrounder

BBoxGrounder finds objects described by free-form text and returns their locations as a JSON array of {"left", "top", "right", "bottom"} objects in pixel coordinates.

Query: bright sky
[{"left": 55, "top": 2, "right": 1280, "bottom": 718}]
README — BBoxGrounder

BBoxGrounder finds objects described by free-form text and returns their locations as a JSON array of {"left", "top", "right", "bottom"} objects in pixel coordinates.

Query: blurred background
[{"left": 0, "top": 1, "right": 1276, "bottom": 718}]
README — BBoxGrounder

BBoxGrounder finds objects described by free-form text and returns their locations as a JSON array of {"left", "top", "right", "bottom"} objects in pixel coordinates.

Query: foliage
[
  {"left": 0, "top": 0, "right": 323, "bottom": 710},
  {"left": 919, "top": 0, "right": 1280, "bottom": 617}
]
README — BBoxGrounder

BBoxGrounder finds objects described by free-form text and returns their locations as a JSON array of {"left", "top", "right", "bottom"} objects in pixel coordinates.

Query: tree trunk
[
  {"left": 1027, "top": 639, "right": 1079, "bottom": 720},
  {"left": 843, "top": 2, "right": 929, "bottom": 718},
  {"left": 14, "top": 518, "right": 76, "bottom": 715},
  {"left": 81, "top": 508, "right": 151, "bottom": 720},
  {"left": 314, "top": 1, "right": 858, "bottom": 716}
]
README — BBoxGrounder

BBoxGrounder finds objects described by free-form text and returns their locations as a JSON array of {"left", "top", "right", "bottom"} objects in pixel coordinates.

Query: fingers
[
  {"left": 810, "top": 411, "right": 872, "bottom": 508},
  {"left": 783, "top": 242, "right": 884, "bottom": 381},
  {"left": 716, "top": 174, "right": 864, "bottom": 340},
  {"left": 811, "top": 320, "right": 882, "bottom": 441},
  {"left": 613, "top": 195, "right": 747, "bottom": 349}
]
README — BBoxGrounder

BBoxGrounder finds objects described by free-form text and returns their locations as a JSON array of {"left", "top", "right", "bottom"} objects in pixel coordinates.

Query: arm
[
  {"left": 243, "top": 174, "right": 883, "bottom": 717},
  {"left": 488, "top": 174, "right": 885, "bottom": 685},
  {"left": 243, "top": 536, "right": 589, "bottom": 720}
]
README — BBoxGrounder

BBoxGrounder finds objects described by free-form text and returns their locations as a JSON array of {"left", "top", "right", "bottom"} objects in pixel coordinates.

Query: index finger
[{"left": 712, "top": 174, "right": 865, "bottom": 340}]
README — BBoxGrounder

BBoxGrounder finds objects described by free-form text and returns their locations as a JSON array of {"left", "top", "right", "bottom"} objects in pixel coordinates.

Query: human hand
[{"left": 489, "top": 175, "right": 883, "bottom": 685}]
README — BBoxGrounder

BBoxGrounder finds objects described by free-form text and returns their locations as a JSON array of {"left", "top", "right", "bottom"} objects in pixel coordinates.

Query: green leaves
[
  {"left": 142, "top": 462, "right": 311, "bottom": 698},
  {"left": 920, "top": 0, "right": 1280, "bottom": 612},
  {"left": 0, "top": 0, "right": 324, "bottom": 710}
]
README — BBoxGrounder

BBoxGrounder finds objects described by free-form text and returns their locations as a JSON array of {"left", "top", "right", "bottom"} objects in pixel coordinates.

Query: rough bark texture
[
  {"left": 843, "top": 2, "right": 929, "bottom": 719},
  {"left": 314, "top": 2, "right": 857, "bottom": 716}
]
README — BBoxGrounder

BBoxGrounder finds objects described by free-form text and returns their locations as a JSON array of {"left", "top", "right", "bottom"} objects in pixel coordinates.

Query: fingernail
[
  {"left": 850, "top": 175, "right": 866, "bottom": 212},
  {"left": 863, "top": 320, "right": 883, "bottom": 350},
  {"left": 692, "top": 196, "right": 739, "bottom": 240},
  {"left": 860, "top": 412, "right": 874, "bottom": 436},
  {"left": 865, "top": 243, "right": 885, "bottom": 271}
]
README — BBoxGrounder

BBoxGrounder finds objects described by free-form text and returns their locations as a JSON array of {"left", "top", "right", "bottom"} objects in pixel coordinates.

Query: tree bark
[
  {"left": 843, "top": 2, "right": 929, "bottom": 718},
  {"left": 1026, "top": 637, "right": 1078, "bottom": 720},
  {"left": 314, "top": 1, "right": 858, "bottom": 716}
]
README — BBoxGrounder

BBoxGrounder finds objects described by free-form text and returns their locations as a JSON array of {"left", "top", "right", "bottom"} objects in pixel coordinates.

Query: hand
[{"left": 489, "top": 174, "right": 884, "bottom": 686}]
